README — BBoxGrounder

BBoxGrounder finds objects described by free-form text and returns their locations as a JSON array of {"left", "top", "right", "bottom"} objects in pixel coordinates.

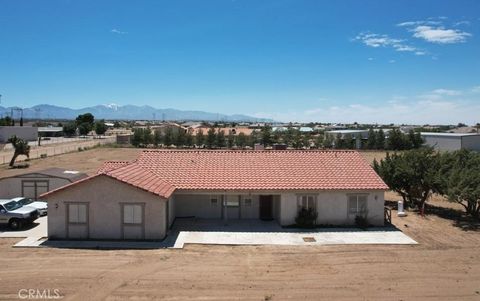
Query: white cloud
[
  {"left": 431, "top": 89, "right": 462, "bottom": 96},
  {"left": 388, "top": 59, "right": 396, "bottom": 63},
  {"left": 411, "top": 25, "right": 471, "bottom": 44},
  {"left": 254, "top": 86, "right": 480, "bottom": 124},
  {"left": 397, "top": 20, "right": 442, "bottom": 27},
  {"left": 367, "top": 57, "right": 374, "bottom": 61},
  {"left": 111, "top": 29, "right": 128, "bottom": 35},
  {"left": 354, "top": 32, "right": 424, "bottom": 54}
]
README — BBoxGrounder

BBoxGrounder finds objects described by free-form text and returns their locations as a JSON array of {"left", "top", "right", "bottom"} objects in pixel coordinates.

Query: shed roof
[{"left": 0, "top": 167, "right": 88, "bottom": 182}]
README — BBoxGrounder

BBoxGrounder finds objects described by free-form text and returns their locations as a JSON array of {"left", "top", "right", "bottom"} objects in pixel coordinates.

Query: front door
[{"left": 259, "top": 195, "right": 273, "bottom": 220}]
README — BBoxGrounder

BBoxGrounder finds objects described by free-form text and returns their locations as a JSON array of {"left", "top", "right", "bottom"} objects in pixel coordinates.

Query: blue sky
[{"left": 1, "top": 0, "right": 479, "bottom": 124}]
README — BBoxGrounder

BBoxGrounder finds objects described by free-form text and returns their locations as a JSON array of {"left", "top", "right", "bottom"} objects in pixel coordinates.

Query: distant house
[
  {"left": 41, "top": 150, "right": 388, "bottom": 240},
  {"left": 0, "top": 168, "right": 88, "bottom": 200},
  {"left": 0, "top": 126, "right": 38, "bottom": 143},
  {"left": 421, "top": 132, "right": 480, "bottom": 151}
]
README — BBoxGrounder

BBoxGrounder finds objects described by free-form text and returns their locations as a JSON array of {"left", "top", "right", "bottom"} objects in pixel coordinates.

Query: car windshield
[
  {"left": 3, "top": 201, "right": 23, "bottom": 211},
  {"left": 18, "top": 198, "right": 33, "bottom": 205}
]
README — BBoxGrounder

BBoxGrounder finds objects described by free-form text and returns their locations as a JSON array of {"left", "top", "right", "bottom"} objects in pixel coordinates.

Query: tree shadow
[
  {"left": 425, "top": 203, "right": 480, "bottom": 231},
  {"left": 385, "top": 199, "right": 479, "bottom": 231}
]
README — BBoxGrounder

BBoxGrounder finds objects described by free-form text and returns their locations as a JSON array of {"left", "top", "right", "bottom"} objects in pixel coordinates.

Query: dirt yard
[
  {"left": 0, "top": 208, "right": 479, "bottom": 300},
  {"left": 0, "top": 147, "right": 479, "bottom": 300}
]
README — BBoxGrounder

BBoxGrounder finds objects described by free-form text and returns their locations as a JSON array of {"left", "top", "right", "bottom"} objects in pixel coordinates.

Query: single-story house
[
  {"left": 421, "top": 132, "right": 480, "bottom": 152},
  {"left": 0, "top": 168, "right": 88, "bottom": 200},
  {"left": 41, "top": 150, "right": 388, "bottom": 241}
]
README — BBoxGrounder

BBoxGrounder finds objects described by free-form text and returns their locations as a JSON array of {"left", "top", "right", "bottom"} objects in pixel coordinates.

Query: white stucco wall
[
  {"left": 0, "top": 177, "right": 71, "bottom": 199},
  {"left": 279, "top": 190, "right": 384, "bottom": 226},
  {"left": 45, "top": 175, "right": 168, "bottom": 240}
]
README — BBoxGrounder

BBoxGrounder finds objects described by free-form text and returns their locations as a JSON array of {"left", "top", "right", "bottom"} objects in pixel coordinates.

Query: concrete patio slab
[{"left": 9, "top": 218, "right": 417, "bottom": 249}]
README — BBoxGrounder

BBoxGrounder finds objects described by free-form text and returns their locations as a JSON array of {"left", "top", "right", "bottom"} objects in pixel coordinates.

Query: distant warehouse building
[
  {"left": 0, "top": 126, "right": 38, "bottom": 143},
  {"left": 421, "top": 132, "right": 480, "bottom": 152}
]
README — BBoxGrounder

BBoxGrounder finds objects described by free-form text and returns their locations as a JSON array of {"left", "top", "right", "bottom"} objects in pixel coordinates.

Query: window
[
  {"left": 297, "top": 195, "right": 316, "bottom": 210},
  {"left": 244, "top": 198, "right": 252, "bottom": 207},
  {"left": 348, "top": 195, "right": 368, "bottom": 214},
  {"left": 68, "top": 204, "right": 87, "bottom": 224},
  {"left": 226, "top": 198, "right": 239, "bottom": 207},
  {"left": 210, "top": 197, "right": 218, "bottom": 207},
  {"left": 123, "top": 204, "right": 143, "bottom": 224}
]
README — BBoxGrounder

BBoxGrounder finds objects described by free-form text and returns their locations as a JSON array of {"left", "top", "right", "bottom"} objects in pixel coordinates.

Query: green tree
[
  {"left": 260, "top": 125, "right": 273, "bottom": 146},
  {"left": 153, "top": 130, "right": 162, "bottom": 147},
  {"left": 366, "top": 128, "right": 377, "bottom": 149},
  {"left": 373, "top": 148, "right": 441, "bottom": 210},
  {"left": 227, "top": 132, "right": 235, "bottom": 148},
  {"left": 344, "top": 134, "right": 355, "bottom": 149},
  {"left": 142, "top": 128, "right": 153, "bottom": 146},
  {"left": 131, "top": 129, "right": 143, "bottom": 147},
  {"left": 77, "top": 123, "right": 91, "bottom": 136},
  {"left": 323, "top": 134, "right": 334, "bottom": 149},
  {"left": 63, "top": 122, "right": 77, "bottom": 137},
  {"left": 185, "top": 132, "right": 194, "bottom": 148},
  {"left": 195, "top": 129, "right": 205, "bottom": 147},
  {"left": 335, "top": 133, "right": 345, "bottom": 149},
  {"left": 175, "top": 130, "right": 186, "bottom": 147},
  {"left": 216, "top": 130, "right": 226, "bottom": 148},
  {"left": 376, "top": 129, "right": 385, "bottom": 150},
  {"left": 206, "top": 127, "right": 216, "bottom": 148},
  {"left": 94, "top": 120, "right": 107, "bottom": 135},
  {"left": 236, "top": 132, "right": 247, "bottom": 149},
  {"left": 75, "top": 113, "right": 94, "bottom": 136},
  {"left": 7, "top": 135, "right": 31, "bottom": 167},
  {"left": 292, "top": 131, "right": 304, "bottom": 149},
  {"left": 438, "top": 150, "right": 480, "bottom": 218},
  {"left": 387, "top": 128, "right": 406, "bottom": 150},
  {"left": 163, "top": 127, "right": 174, "bottom": 147},
  {"left": 408, "top": 130, "right": 423, "bottom": 149}
]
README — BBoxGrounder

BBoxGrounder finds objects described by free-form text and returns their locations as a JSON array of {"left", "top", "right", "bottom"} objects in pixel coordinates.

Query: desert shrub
[
  {"left": 355, "top": 215, "right": 369, "bottom": 229},
  {"left": 295, "top": 207, "right": 318, "bottom": 228}
]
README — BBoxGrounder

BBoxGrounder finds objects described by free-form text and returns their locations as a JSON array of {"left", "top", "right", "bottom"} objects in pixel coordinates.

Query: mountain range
[{"left": 0, "top": 104, "right": 272, "bottom": 122}]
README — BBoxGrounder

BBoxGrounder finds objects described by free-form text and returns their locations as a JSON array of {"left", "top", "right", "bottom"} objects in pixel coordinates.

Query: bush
[
  {"left": 295, "top": 207, "right": 318, "bottom": 228},
  {"left": 355, "top": 215, "right": 369, "bottom": 229}
]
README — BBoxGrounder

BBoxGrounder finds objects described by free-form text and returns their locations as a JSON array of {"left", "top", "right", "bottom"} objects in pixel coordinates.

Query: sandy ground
[
  {"left": 0, "top": 210, "right": 479, "bottom": 300},
  {"left": 1, "top": 148, "right": 479, "bottom": 300}
]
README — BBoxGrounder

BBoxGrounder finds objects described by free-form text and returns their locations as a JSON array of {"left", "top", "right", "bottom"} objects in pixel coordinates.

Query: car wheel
[{"left": 8, "top": 219, "right": 22, "bottom": 230}]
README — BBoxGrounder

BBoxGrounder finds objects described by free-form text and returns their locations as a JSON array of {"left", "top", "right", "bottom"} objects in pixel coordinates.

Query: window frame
[
  {"left": 66, "top": 202, "right": 88, "bottom": 224},
  {"left": 296, "top": 194, "right": 317, "bottom": 211},
  {"left": 121, "top": 203, "right": 145, "bottom": 225},
  {"left": 347, "top": 194, "right": 368, "bottom": 215}
]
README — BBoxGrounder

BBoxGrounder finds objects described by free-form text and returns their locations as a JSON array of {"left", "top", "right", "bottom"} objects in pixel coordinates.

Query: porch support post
[{"left": 223, "top": 192, "right": 228, "bottom": 226}]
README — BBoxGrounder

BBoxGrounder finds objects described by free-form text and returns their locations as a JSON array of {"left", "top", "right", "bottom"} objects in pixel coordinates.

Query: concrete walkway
[{"left": 11, "top": 218, "right": 417, "bottom": 249}]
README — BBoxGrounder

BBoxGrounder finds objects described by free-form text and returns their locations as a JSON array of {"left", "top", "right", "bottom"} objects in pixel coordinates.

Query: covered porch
[{"left": 171, "top": 193, "right": 282, "bottom": 223}]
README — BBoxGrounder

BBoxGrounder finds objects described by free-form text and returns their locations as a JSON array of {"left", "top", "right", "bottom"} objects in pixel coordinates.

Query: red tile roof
[
  {"left": 97, "top": 161, "right": 131, "bottom": 174},
  {"left": 41, "top": 150, "right": 388, "bottom": 199},
  {"left": 134, "top": 150, "right": 388, "bottom": 191}
]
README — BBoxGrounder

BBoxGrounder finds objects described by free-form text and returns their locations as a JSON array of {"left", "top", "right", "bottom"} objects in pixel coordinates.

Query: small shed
[
  {"left": 421, "top": 132, "right": 480, "bottom": 152},
  {"left": 0, "top": 168, "right": 88, "bottom": 200}
]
